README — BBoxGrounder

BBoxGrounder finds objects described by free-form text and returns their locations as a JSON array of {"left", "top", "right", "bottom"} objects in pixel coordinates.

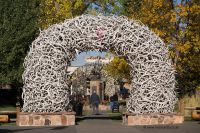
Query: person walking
[
  {"left": 110, "top": 95, "right": 114, "bottom": 110},
  {"left": 90, "top": 90, "right": 100, "bottom": 115},
  {"left": 110, "top": 93, "right": 119, "bottom": 112}
]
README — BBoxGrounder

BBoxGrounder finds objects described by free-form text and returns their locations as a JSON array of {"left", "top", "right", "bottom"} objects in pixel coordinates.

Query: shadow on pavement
[
  {"left": 50, "top": 126, "right": 68, "bottom": 130},
  {"left": 75, "top": 113, "right": 122, "bottom": 125},
  {"left": 0, "top": 126, "right": 72, "bottom": 133},
  {"left": 0, "top": 128, "right": 33, "bottom": 133}
]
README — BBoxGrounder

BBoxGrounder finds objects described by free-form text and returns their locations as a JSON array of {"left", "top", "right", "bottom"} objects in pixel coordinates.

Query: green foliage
[
  {"left": 0, "top": 0, "right": 40, "bottom": 85},
  {"left": 104, "top": 56, "right": 131, "bottom": 82},
  {"left": 0, "top": 105, "right": 16, "bottom": 111}
]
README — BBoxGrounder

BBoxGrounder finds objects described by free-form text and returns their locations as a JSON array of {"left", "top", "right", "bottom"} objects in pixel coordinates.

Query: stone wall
[
  {"left": 17, "top": 112, "right": 75, "bottom": 126},
  {"left": 123, "top": 113, "right": 184, "bottom": 126}
]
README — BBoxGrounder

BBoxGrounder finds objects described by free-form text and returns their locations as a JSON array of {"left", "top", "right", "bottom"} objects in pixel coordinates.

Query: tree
[
  {"left": 39, "top": 0, "right": 90, "bottom": 29},
  {"left": 0, "top": 0, "right": 40, "bottom": 86},
  {"left": 85, "top": 0, "right": 124, "bottom": 15},
  {"left": 123, "top": 0, "right": 176, "bottom": 45},
  {"left": 122, "top": 0, "right": 200, "bottom": 97},
  {"left": 174, "top": 0, "right": 200, "bottom": 96},
  {"left": 39, "top": 0, "right": 124, "bottom": 29},
  {"left": 103, "top": 56, "right": 131, "bottom": 82},
  {"left": 0, "top": 0, "right": 123, "bottom": 86}
]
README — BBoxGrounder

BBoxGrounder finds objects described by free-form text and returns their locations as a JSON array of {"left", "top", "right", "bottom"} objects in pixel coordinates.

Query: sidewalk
[{"left": 0, "top": 112, "right": 200, "bottom": 133}]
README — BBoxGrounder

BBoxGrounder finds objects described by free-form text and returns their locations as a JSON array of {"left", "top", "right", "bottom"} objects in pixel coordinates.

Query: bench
[
  {"left": 0, "top": 115, "right": 9, "bottom": 122},
  {"left": 0, "top": 111, "right": 17, "bottom": 122},
  {"left": 192, "top": 107, "right": 200, "bottom": 120},
  {"left": 184, "top": 107, "right": 200, "bottom": 120}
]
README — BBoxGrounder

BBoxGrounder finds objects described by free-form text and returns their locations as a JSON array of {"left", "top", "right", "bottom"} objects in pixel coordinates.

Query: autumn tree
[
  {"left": 85, "top": 0, "right": 124, "bottom": 15},
  {"left": 104, "top": 0, "right": 175, "bottom": 86},
  {"left": 0, "top": 0, "right": 124, "bottom": 86},
  {"left": 103, "top": 56, "right": 131, "bottom": 82},
  {"left": 122, "top": 0, "right": 200, "bottom": 97},
  {"left": 39, "top": 0, "right": 124, "bottom": 29},
  {"left": 174, "top": 0, "right": 200, "bottom": 96},
  {"left": 123, "top": 0, "right": 176, "bottom": 45},
  {"left": 39, "top": 0, "right": 89, "bottom": 29}
]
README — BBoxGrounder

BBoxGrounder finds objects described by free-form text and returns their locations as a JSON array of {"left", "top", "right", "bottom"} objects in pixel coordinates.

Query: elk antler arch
[{"left": 22, "top": 15, "right": 177, "bottom": 113}]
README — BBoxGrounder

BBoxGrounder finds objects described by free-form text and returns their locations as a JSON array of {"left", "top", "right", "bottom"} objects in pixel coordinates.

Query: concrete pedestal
[
  {"left": 122, "top": 113, "right": 184, "bottom": 126},
  {"left": 17, "top": 112, "right": 75, "bottom": 126}
]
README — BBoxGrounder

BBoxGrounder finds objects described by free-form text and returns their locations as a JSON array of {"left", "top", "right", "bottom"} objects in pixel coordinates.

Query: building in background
[
  {"left": 67, "top": 66, "right": 79, "bottom": 76},
  {"left": 85, "top": 56, "right": 113, "bottom": 64}
]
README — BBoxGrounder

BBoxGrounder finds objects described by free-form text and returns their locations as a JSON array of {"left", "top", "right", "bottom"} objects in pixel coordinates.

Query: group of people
[
  {"left": 69, "top": 90, "right": 119, "bottom": 115},
  {"left": 89, "top": 91, "right": 119, "bottom": 115}
]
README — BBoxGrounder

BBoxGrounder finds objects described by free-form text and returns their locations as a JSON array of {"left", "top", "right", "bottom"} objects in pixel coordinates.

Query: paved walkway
[{"left": 1, "top": 112, "right": 200, "bottom": 133}]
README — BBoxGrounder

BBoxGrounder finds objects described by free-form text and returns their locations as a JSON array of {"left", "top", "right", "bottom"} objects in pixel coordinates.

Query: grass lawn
[
  {"left": 0, "top": 105, "right": 16, "bottom": 111},
  {"left": 0, "top": 122, "right": 16, "bottom": 126},
  {"left": 0, "top": 105, "right": 16, "bottom": 126},
  {"left": 107, "top": 112, "right": 122, "bottom": 122},
  {"left": 82, "top": 110, "right": 91, "bottom": 116},
  {"left": 184, "top": 116, "right": 194, "bottom": 121}
]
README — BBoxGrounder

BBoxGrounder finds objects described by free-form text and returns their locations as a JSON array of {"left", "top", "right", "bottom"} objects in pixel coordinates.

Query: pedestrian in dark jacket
[
  {"left": 90, "top": 91, "right": 100, "bottom": 115},
  {"left": 110, "top": 93, "right": 119, "bottom": 112}
]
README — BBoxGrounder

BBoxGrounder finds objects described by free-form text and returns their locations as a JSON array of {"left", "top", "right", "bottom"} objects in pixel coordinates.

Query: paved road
[
  {"left": 1, "top": 121, "right": 200, "bottom": 133},
  {"left": 0, "top": 113, "right": 200, "bottom": 133}
]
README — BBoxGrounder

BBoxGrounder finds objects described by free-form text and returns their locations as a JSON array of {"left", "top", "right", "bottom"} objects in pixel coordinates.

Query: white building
[
  {"left": 85, "top": 56, "right": 113, "bottom": 64},
  {"left": 67, "top": 66, "right": 79, "bottom": 75}
]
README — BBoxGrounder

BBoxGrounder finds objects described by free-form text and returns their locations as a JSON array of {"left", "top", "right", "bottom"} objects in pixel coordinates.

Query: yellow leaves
[
  {"left": 128, "top": 0, "right": 178, "bottom": 48},
  {"left": 176, "top": 42, "right": 192, "bottom": 54},
  {"left": 183, "top": 42, "right": 192, "bottom": 52},
  {"left": 39, "top": 0, "right": 87, "bottom": 29},
  {"left": 176, "top": 4, "right": 189, "bottom": 11},
  {"left": 74, "top": 0, "right": 84, "bottom": 9},
  {"left": 104, "top": 56, "right": 131, "bottom": 80},
  {"left": 56, "top": 1, "right": 72, "bottom": 19},
  {"left": 152, "top": 28, "right": 164, "bottom": 37},
  {"left": 190, "top": 4, "right": 200, "bottom": 14},
  {"left": 126, "top": 0, "right": 200, "bottom": 91},
  {"left": 170, "top": 12, "right": 177, "bottom": 23},
  {"left": 149, "top": 17, "right": 157, "bottom": 25},
  {"left": 179, "top": 11, "right": 188, "bottom": 17},
  {"left": 153, "top": 0, "right": 163, "bottom": 8},
  {"left": 127, "top": 1, "right": 199, "bottom": 54},
  {"left": 176, "top": 4, "right": 191, "bottom": 17},
  {"left": 61, "top": 1, "right": 71, "bottom": 11}
]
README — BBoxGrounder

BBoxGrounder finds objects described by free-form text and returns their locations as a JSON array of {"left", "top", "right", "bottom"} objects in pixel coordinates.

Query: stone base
[
  {"left": 122, "top": 113, "right": 184, "bottom": 126},
  {"left": 17, "top": 112, "right": 75, "bottom": 126}
]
